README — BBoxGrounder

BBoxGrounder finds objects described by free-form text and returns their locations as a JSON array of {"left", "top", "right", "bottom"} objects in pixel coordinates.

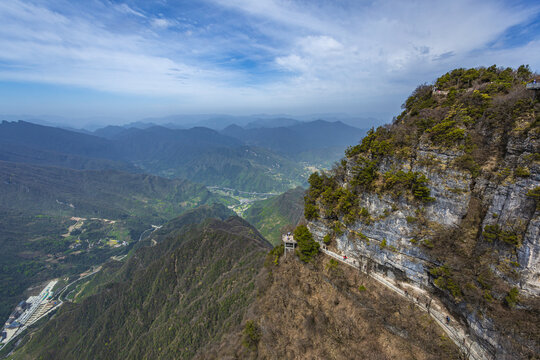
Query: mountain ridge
[{"left": 9, "top": 206, "right": 270, "bottom": 360}]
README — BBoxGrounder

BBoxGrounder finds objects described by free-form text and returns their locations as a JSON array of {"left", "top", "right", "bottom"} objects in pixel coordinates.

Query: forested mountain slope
[
  {"left": 303, "top": 65, "right": 540, "bottom": 358},
  {"left": 11, "top": 205, "right": 271, "bottom": 360},
  {"left": 243, "top": 187, "right": 305, "bottom": 245},
  {"left": 0, "top": 161, "right": 225, "bottom": 322}
]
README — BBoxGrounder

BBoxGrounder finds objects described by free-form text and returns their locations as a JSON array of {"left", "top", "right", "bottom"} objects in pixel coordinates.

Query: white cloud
[
  {"left": 0, "top": 0, "right": 539, "bottom": 119},
  {"left": 115, "top": 3, "right": 146, "bottom": 18},
  {"left": 151, "top": 18, "right": 175, "bottom": 29},
  {"left": 0, "top": 1, "right": 235, "bottom": 97},
  {"left": 240, "top": 0, "right": 540, "bottom": 113}
]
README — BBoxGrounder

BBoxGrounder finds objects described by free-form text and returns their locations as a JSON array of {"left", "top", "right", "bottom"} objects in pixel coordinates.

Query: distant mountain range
[
  {"left": 137, "top": 113, "right": 376, "bottom": 130},
  {"left": 0, "top": 119, "right": 366, "bottom": 192},
  {"left": 221, "top": 119, "right": 366, "bottom": 162}
]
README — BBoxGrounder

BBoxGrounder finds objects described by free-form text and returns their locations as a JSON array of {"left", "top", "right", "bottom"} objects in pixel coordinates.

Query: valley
[
  {"left": 207, "top": 186, "right": 279, "bottom": 216},
  {"left": 2, "top": 0, "right": 540, "bottom": 358},
  {"left": 1, "top": 65, "right": 539, "bottom": 360}
]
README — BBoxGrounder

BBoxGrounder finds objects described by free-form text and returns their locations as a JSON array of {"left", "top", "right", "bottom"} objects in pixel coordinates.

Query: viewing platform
[
  {"left": 282, "top": 233, "right": 297, "bottom": 255},
  {"left": 526, "top": 82, "right": 540, "bottom": 90}
]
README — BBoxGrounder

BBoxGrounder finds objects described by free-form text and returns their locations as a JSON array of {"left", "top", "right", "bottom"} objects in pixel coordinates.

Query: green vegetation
[
  {"left": 406, "top": 216, "right": 418, "bottom": 223},
  {"left": 0, "top": 162, "right": 231, "bottom": 321},
  {"left": 505, "top": 287, "right": 519, "bottom": 308},
  {"left": 514, "top": 166, "right": 530, "bottom": 177},
  {"left": 298, "top": 65, "right": 539, "bottom": 358},
  {"left": 430, "top": 266, "right": 462, "bottom": 299},
  {"left": 483, "top": 224, "right": 521, "bottom": 247},
  {"left": 242, "top": 320, "right": 261, "bottom": 350},
  {"left": 526, "top": 186, "right": 540, "bottom": 210},
  {"left": 11, "top": 206, "right": 270, "bottom": 360},
  {"left": 323, "top": 234, "right": 332, "bottom": 245},
  {"left": 243, "top": 187, "right": 304, "bottom": 245},
  {"left": 303, "top": 65, "right": 536, "bottom": 224},
  {"left": 170, "top": 146, "right": 308, "bottom": 193},
  {"left": 426, "top": 120, "right": 465, "bottom": 147},
  {"left": 267, "top": 244, "right": 284, "bottom": 266},
  {"left": 383, "top": 170, "right": 434, "bottom": 202},
  {"left": 325, "top": 258, "right": 339, "bottom": 272},
  {"left": 294, "top": 225, "right": 320, "bottom": 262}
]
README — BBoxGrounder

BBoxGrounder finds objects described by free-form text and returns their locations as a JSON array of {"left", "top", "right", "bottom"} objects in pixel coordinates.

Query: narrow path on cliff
[{"left": 320, "top": 247, "right": 491, "bottom": 360}]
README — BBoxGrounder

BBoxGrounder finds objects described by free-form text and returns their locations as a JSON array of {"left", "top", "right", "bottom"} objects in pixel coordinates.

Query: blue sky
[{"left": 0, "top": 0, "right": 539, "bottom": 127}]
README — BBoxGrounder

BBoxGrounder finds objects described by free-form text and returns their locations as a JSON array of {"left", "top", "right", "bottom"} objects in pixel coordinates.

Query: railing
[{"left": 526, "top": 82, "right": 540, "bottom": 90}]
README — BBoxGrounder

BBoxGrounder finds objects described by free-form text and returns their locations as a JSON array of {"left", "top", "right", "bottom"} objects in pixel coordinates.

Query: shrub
[
  {"left": 406, "top": 216, "right": 417, "bottom": 223},
  {"left": 514, "top": 167, "right": 530, "bottom": 177},
  {"left": 358, "top": 285, "right": 367, "bottom": 292},
  {"left": 242, "top": 320, "right": 261, "bottom": 349},
  {"left": 402, "top": 84, "right": 436, "bottom": 115},
  {"left": 505, "top": 287, "right": 519, "bottom": 308},
  {"left": 323, "top": 234, "right": 332, "bottom": 245},
  {"left": 483, "top": 290, "right": 494, "bottom": 302},
  {"left": 359, "top": 207, "right": 370, "bottom": 218},
  {"left": 383, "top": 170, "right": 434, "bottom": 202},
  {"left": 379, "top": 238, "right": 387, "bottom": 249},
  {"left": 516, "top": 64, "right": 532, "bottom": 81},
  {"left": 482, "top": 224, "right": 500, "bottom": 242},
  {"left": 307, "top": 172, "right": 324, "bottom": 197},
  {"left": 350, "top": 157, "right": 378, "bottom": 190},
  {"left": 427, "top": 120, "right": 465, "bottom": 147},
  {"left": 483, "top": 224, "right": 521, "bottom": 247},
  {"left": 294, "top": 225, "right": 320, "bottom": 262},
  {"left": 333, "top": 222, "right": 344, "bottom": 236},
  {"left": 454, "top": 154, "right": 480, "bottom": 177},
  {"left": 527, "top": 186, "right": 540, "bottom": 210},
  {"left": 422, "top": 239, "right": 434, "bottom": 248},
  {"left": 430, "top": 266, "right": 462, "bottom": 299},
  {"left": 304, "top": 199, "right": 319, "bottom": 220},
  {"left": 326, "top": 259, "right": 339, "bottom": 271},
  {"left": 267, "top": 244, "right": 284, "bottom": 266}
]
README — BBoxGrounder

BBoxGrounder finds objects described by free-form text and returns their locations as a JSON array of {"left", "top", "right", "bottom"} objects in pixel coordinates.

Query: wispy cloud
[
  {"left": 151, "top": 17, "right": 176, "bottom": 29},
  {"left": 0, "top": 0, "right": 539, "bottom": 120},
  {"left": 115, "top": 3, "right": 146, "bottom": 18}
]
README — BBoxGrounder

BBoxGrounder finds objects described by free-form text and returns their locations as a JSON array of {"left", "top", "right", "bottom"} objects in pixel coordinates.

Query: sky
[{"left": 0, "top": 0, "right": 539, "bottom": 127}]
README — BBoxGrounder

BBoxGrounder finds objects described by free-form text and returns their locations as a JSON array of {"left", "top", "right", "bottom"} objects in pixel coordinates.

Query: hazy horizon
[{"left": 0, "top": 112, "right": 382, "bottom": 131}]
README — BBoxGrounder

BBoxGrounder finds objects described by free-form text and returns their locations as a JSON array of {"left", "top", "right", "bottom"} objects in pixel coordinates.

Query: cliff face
[{"left": 305, "top": 66, "right": 540, "bottom": 358}]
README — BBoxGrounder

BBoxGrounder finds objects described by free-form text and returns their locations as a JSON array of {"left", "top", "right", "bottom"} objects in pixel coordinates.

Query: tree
[{"left": 294, "top": 225, "right": 320, "bottom": 262}]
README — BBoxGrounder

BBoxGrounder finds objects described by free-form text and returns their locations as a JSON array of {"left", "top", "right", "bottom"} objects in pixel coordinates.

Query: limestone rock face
[
  {"left": 304, "top": 67, "right": 540, "bottom": 358},
  {"left": 308, "top": 121, "right": 539, "bottom": 359}
]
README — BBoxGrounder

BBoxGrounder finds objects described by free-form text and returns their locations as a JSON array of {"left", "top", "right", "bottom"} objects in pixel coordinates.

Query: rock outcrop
[{"left": 305, "top": 66, "right": 540, "bottom": 359}]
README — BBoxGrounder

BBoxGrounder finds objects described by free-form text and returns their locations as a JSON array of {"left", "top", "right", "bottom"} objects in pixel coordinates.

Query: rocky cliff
[{"left": 304, "top": 66, "right": 539, "bottom": 358}]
